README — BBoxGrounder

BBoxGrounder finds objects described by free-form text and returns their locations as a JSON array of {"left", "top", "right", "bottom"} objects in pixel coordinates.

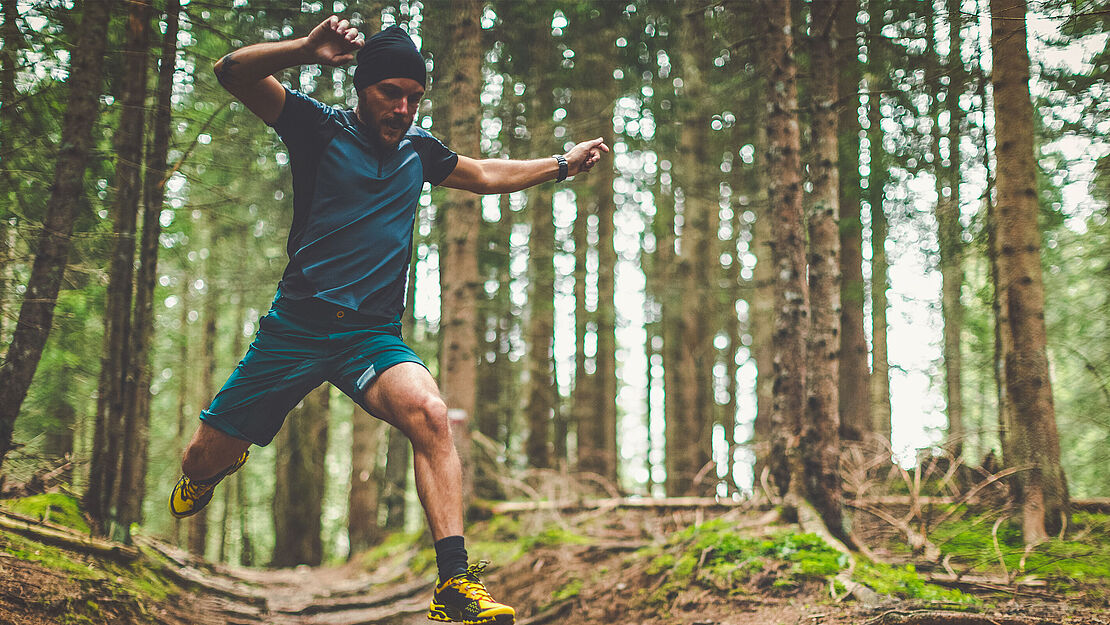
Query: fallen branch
[{"left": 0, "top": 509, "right": 138, "bottom": 562}]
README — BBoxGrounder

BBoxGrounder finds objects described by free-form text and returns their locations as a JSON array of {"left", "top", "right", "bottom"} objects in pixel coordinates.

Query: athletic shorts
[{"left": 199, "top": 291, "right": 426, "bottom": 446}]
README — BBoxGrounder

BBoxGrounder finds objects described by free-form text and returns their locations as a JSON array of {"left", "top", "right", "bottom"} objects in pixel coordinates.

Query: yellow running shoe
[
  {"left": 168, "top": 451, "right": 249, "bottom": 519},
  {"left": 428, "top": 561, "right": 515, "bottom": 624}
]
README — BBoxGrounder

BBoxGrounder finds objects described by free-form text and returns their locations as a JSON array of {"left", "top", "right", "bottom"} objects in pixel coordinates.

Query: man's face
[{"left": 356, "top": 78, "right": 425, "bottom": 148}]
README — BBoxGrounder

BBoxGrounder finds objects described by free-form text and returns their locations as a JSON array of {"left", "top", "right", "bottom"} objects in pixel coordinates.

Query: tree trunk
[
  {"left": 867, "top": 6, "right": 892, "bottom": 445},
  {"left": 837, "top": 0, "right": 871, "bottom": 443},
  {"left": 937, "top": 0, "right": 966, "bottom": 459},
  {"left": 383, "top": 427, "right": 409, "bottom": 530},
  {"left": 349, "top": 405, "right": 386, "bottom": 555},
  {"left": 0, "top": 0, "right": 21, "bottom": 347},
  {"left": 665, "top": 7, "right": 716, "bottom": 497},
  {"left": 525, "top": 185, "right": 555, "bottom": 470},
  {"left": 188, "top": 261, "right": 220, "bottom": 557},
  {"left": 759, "top": 0, "right": 808, "bottom": 500},
  {"left": 115, "top": 0, "right": 157, "bottom": 541},
  {"left": 272, "top": 385, "right": 330, "bottom": 566},
  {"left": 437, "top": 0, "right": 482, "bottom": 505},
  {"left": 86, "top": 0, "right": 150, "bottom": 537},
  {"left": 0, "top": 0, "right": 115, "bottom": 470},
  {"left": 594, "top": 105, "right": 620, "bottom": 487},
  {"left": 989, "top": 0, "right": 1069, "bottom": 542},
  {"left": 750, "top": 119, "right": 774, "bottom": 479},
  {"left": 804, "top": 0, "right": 843, "bottom": 534}
]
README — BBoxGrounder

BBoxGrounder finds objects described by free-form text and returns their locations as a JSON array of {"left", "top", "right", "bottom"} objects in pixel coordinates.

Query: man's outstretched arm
[
  {"left": 214, "top": 15, "right": 363, "bottom": 124},
  {"left": 442, "top": 137, "right": 610, "bottom": 195}
]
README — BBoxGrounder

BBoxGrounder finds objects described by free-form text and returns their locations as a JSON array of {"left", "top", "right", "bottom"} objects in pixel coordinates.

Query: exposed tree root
[{"left": 788, "top": 493, "right": 882, "bottom": 605}]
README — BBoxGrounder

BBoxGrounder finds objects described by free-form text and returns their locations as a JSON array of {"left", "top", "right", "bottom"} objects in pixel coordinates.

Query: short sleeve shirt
[{"left": 268, "top": 88, "right": 457, "bottom": 318}]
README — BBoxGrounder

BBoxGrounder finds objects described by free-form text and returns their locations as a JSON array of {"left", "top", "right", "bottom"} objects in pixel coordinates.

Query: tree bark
[
  {"left": 989, "top": 0, "right": 1069, "bottom": 542},
  {"left": 188, "top": 272, "right": 219, "bottom": 557},
  {"left": 0, "top": 0, "right": 115, "bottom": 470},
  {"left": 0, "top": 0, "right": 21, "bottom": 347},
  {"left": 665, "top": 7, "right": 716, "bottom": 496},
  {"left": 437, "top": 0, "right": 482, "bottom": 505},
  {"left": 525, "top": 185, "right": 555, "bottom": 469},
  {"left": 349, "top": 405, "right": 386, "bottom": 555},
  {"left": 758, "top": 0, "right": 809, "bottom": 500},
  {"left": 272, "top": 385, "right": 330, "bottom": 566},
  {"left": 867, "top": 6, "right": 893, "bottom": 445},
  {"left": 937, "top": 0, "right": 965, "bottom": 458},
  {"left": 116, "top": 0, "right": 159, "bottom": 541},
  {"left": 804, "top": 0, "right": 844, "bottom": 534},
  {"left": 837, "top": 0, "right": 871, "bottom": 443}
]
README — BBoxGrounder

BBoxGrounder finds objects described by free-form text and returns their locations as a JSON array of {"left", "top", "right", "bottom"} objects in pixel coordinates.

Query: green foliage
[
  {"left": 644, "top": 519, "right": 849, "bottom": 604},
  {"left": 932, "top": 512, "right": 1110, "bottom": 582},
  {"left": 519, "top": 527, "right": 592, "bottom": 551},
  {"left": 2, "top": 493, "right": 90, "bottom": 533},
  {"left": 854, "top": 561, "right": 977, "bottom": 604}
]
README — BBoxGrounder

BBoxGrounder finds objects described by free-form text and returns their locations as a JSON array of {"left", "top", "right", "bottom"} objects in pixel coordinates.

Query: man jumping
[{"left": 168, "top": 16, "right": 607, "bottom": 625}]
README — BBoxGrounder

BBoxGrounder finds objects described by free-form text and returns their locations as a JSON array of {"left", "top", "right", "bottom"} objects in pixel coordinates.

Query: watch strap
[{"left": 553, "top": 154, "right": 568, "bottom": 182}]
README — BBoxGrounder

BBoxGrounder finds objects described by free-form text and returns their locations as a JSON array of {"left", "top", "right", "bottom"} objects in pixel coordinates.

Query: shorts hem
[{"left": 199, "top": 413, "right": 267, "bottom": 447}]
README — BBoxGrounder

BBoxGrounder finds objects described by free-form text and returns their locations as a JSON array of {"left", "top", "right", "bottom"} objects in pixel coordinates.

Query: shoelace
[
  {"left": 456, "top": 561, "right": 494, "bottom": 602},
  {"left": 180, "top": 478, "right": 209, "bottom": 502}
]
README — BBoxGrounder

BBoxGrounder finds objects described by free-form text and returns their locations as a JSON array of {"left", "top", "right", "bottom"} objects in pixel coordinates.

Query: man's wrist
[{"left": 552, "top": 154, "right": 568, "bottom": 182}]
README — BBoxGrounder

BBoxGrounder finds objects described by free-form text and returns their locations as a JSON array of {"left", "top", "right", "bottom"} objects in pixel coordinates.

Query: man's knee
[{"left": 401, "top": 394, "right": 450, "bottom": 446}]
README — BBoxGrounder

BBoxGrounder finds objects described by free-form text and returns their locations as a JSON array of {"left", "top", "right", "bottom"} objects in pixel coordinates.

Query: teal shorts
[{"left": 199, "top": 292, "right": 425, "bottom": 446}]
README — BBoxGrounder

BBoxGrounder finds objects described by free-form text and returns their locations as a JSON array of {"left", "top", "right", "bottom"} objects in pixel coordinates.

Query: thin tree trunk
[
  {"left": 175, "top": 271, "right": 192, "bottom": 548},
  {"left": 804, "top": 0, "right": 843, "bottom": 533},
  {"left": 0, "top": 0, "right": 21, "bottom": 348},
  {"left": 188, "top": 262, "right": 219, "bottom": 557},
  {"left": 759, "top": 0, "right": 808, "bottom": 500},
  {"left": 837, "top": 0, "right": 870, "bottom": 443},
  {"left": 0, "top": 0, "right": 115, "bottom": 470},
  {"left": 272, "top": 385, "right": 330, "bottom": 566},
  {"left": 989, "top": 0, "right": 1069, "bottom": 542},
  {"left": 750, "top": 120, "right": 774, "bottom": 480},
  {"left": 867, "top": 6, "right": 892, "bottom": 445},
  {"left": 938, "top": 0, "right": 966, "bottom": 459},
  {"left": 594, "top": 105, "right": 620, "bottom": 487},
  {"left": 525, "top": 186, "right": 555, "bottom": 469},
  {"left": 437, "top": 0, "right": 482, "bottom": 504},
  {"left": 87, "top": 0, "right": 150, "bottom": 536},
  {"left": 666, "top": 7, "right": 716, "bottom": 496},
  {"left": 349, "top": 405, "right": 387, "bottom": 555},
  {"left": 115, "top": 0, "right": 158, "bottom": 542}
]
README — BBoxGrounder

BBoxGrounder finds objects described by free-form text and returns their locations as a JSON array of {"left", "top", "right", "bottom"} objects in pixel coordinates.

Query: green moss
[
  {"left": 646, "top": 553, "right": 675, "bottom": 575},
  {"left": 854, "top": 561, "right": 978, "bottom": 604},
  {"left": 2, "top": 493, "right": 91, "bottom": 533},
  {"left": 552, "top": 577, "right": 583, "bottom": 602},
  {"left": 0, "top": 529, "right": 97, "bottom": 577},
  {"left": 519, "top": 527, "right": 592, "bottom": 551},
  {"left": 930, "top": 512, "right": 1110, "bottom": 582}
]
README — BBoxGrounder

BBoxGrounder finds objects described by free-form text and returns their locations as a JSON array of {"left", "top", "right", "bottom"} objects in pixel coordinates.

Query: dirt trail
[{"left": 138, "top": 537, "right": 434, "bottom": 625}]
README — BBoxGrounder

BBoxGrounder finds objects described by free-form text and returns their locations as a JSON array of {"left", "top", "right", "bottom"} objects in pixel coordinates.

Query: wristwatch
[{"left": 553, "top": 154, "right": 568, "bottom": 182}]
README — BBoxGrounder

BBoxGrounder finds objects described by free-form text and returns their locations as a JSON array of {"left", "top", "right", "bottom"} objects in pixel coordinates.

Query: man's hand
[
  {"left": 304, "top": 15, "right": 364, "bottom": 66},
  {"left": 563, "top": 137, "right": 610, "bottom": 177}
]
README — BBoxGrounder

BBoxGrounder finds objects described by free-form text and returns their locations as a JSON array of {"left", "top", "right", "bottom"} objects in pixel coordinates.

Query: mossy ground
[{"left": 2, "top": 493, "right": 91, "bottom": 533}]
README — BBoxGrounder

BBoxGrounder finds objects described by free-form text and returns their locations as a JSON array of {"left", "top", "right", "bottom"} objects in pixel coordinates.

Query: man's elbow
[{"left": 213, "top": 54, "right": 238, "bottom": 89}]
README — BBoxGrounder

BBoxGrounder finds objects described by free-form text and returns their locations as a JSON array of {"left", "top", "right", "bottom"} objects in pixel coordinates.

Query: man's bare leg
[
  {"left": 181, "top": 423, "right": 252, "bottom": 480},
  {"left": 362, "top": 362, "right": 463, "bottom": 540}
]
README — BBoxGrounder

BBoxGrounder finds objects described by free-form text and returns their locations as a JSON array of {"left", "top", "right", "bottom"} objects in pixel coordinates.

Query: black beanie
[{"left": 353, "top": 25, "right": 426, "bottom": 91}]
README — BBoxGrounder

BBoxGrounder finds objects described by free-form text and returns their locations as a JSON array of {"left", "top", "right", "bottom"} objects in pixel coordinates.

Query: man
[{"left": 168, "top": 15, "right": 607, "bottom": 625}]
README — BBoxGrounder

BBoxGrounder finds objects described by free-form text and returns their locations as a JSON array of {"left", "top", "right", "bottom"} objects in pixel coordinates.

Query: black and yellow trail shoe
[
  {"left": 168, "top": 450, "right": 249, "bottom": 519},
  {"left": 428, "top": 561, "right": 515, "bottom": 624}
]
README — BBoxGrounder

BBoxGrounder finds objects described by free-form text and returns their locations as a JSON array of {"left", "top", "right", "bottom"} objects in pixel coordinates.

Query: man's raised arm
[
  {"left": 214, "top": 15, "right": 363, "bottom": 125},
  {"left": 442, "top": 137, "right": 610, "bottom": 195}
]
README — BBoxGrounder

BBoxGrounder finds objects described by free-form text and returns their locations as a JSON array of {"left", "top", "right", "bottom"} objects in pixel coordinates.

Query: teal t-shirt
[{"left": 269, "top": 88, "right": 457, "bottom": 318}]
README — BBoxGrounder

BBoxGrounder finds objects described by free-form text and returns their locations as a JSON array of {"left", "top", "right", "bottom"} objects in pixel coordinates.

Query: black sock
[{"left": 434, "top": 535, "right": 468, "bottom": 581}]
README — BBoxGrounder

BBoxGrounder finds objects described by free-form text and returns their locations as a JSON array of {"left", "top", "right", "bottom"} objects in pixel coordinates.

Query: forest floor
[{"left": 1, "top": 496, "right": 1109, "bottom": 625}]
